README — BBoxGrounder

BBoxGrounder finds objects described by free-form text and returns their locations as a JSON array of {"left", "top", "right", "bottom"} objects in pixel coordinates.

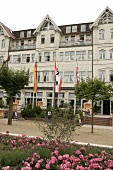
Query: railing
[
  {"left": 9, "top": 44, "right": 36, "bottom": 51},
  {"left": 59, "top": 39, "right": 92, "bottom": 47}
]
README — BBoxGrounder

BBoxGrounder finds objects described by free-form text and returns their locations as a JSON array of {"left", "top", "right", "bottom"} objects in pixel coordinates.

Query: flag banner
[
  {"left": 76, "top": 59, "right": 80, "bottom": 86},
  {"left": 34, "top": 62, "right": 38, "bottom": 93},
  {"left": 54, "top": 60, "right": 62, "bottom": 92}
]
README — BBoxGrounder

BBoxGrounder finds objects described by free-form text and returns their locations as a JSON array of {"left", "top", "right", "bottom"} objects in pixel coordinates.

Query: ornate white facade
[{"left": 0, "top": 6, "right": 113, "bottom": 114}]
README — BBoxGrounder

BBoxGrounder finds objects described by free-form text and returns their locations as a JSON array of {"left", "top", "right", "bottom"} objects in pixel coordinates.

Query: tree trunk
[
  {"left": 91, "top": 100, "right": 94, "bottom": 133},
  {"left": 8, "top": 97, "right": 13, "bottom": 125}
]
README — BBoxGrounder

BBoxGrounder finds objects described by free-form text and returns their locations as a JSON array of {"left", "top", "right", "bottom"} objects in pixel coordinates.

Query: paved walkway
[{"left": 0, "top": 118, "right": 113, "bottom": 148}]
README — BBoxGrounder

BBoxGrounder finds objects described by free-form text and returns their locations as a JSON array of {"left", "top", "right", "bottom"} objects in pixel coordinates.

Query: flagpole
[{"left": 53, "top": 60, "right": 56, "bottom": 108}]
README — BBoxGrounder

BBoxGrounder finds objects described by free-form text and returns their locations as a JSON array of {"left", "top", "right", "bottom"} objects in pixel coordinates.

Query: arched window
[
  {"left": 99, "top": 49, "right": 106, "bottom": 59},
  {"left": 50, "top": 34, "right": 55, "bottom": 43},
  {"left": 0, "top": 56, "right": 4, "bottom": 64},
  {"left": 99, "top": 29, "right": 105, "bottom": 40},
  {"left": 41, "top": 35, "right": 45, "bottom": 44},
  {"left": 1, "top": 39, "right": 5, "bottom": 48},
  {"left": 110, "top": 48, "right": 113, "bottom": 59}
]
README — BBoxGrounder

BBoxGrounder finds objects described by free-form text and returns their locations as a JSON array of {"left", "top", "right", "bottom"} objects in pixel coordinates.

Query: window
[
  {"left": 22, "top": 54, "right": 30, "bottom": 63},
  {"left": 65, "top": 51, "right": 75, "bottom": 61},
  {"left": 38, "top": 72, "right": 40, "bottom": 82},
  {"left": 8, "top": 55, "right": 12, "bottom": 64},
  {"left": 65, "top": 36, "right": 68, "bottom": 42},
  {"left": 99, "top": 49, "right": 105, "bottom": 59},
  {"left": 28, "top": 40, "right": 31, "bottom": 46},
  {"left": 13, "top": 55, "right": 21, "bottom": 63},
  {"left": 39, "top": 53, "right": 42, "bottom": 62},
  {"left": 99, "top": 70, "right": 105, "bottom": 81},
  {"left": 86, "top": 34, "right": 91, "bottom": 40},
  {"left": 111, "top": 29, "right": 113, "bottom": 39},
  {"left": 0, "top": 56, "right": 4, "bottom": 64},
  {"left": 76, "top": 51, "right": 86, "bottom": 60},
  {"left": 71, "top": 36, "right": 75, "bottom": 42},
  {"left": 41, "top": 35, "right": 45, "bottom": 44},
  {"left": 0, "top": 26, "right": 4, "bottom": 35},
  {"left": 80, "top": 35, "right": 84, "bottom": 40},
  {"left": 20, "top": 31, "right": 24, "bottom": 38},
  {"left": 21, "top": 41, "right": 24, "bottom": 46},
  {"left": 37, "top": 92, "right": 43, "bottom": 97},
  {"left": 53, "top": 52, "right": 56, "bottom": 61},
  {"left": 27, "top": 31, "right": 31, "bottom": 37},
  {"left": 110, "top": 48, "right": 113, "bottom": 59},
  {"left": 79, "top": 71, "right": 86, "bottom": 80},
  {"left": 87, "top": 71, "right": 92, "bottom": 79},
  {"left": 81, "top": 25, "right": 86, "bottom": 32},
  {"left": 72, "top": 26, "right": 77, "bottom": 32},
  {"left": 47, "top": 92, "right": 52, "bottom": 97},
  {"left": 88, "top": 50, "right": 92, "bottom": 60},
  {"left": 1, "top": 39, "right": 5, "bottom": 48},
  {"left": 66, "top": 26, "right": 71, "bottom": 33},
  {"left": 30, "top": 72, "right": 33, "bottom": 83},
  {"left": 44, "top": 52, "right": 50, "bottom": 61},
  {"left": 99, "top": 29, "right": 105, "bottom": 40},
  {"left": 64, "top": 71, "right": 74, "bottom": 82},
  {"left": 110, "top": 70, "right": 113, "bottom": 82},
  {"left": 59, "top": 52, "right": 64, "bottom": 61},
  {"left": 69, "top": 93, "right": 75, "bottom": 98},
  {"left": 16, "top": 41, "right": 19, "bottom": 46},
  {"left": 31, "top": 54, "right": 35, "bottom": 63},
  {"left": 50, "top": 34, "right": 55, "bottom": 43},
  {"left": 43, "top": 71, "right": 49, "bottom": 82}
]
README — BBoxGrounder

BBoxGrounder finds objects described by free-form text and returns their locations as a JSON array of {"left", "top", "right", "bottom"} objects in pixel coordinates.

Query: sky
[{"left": 1, "top": 0, "right": 113, "bottom": 31}]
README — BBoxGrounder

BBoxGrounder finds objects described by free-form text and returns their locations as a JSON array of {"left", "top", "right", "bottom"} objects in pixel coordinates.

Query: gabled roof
[
  {"left": 33, "top": 14, "right": 62, "bottom": 34},
  {"left": 90, "top": 6, "right": 113, "bottom": 29},
  {"left": 0, "top": 22, "right": 16, "bottom": 39}
]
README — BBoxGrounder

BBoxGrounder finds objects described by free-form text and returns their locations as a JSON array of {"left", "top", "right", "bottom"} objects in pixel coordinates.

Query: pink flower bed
[{"left": 1, "top": 132, "right": 113, "bottom": 169}]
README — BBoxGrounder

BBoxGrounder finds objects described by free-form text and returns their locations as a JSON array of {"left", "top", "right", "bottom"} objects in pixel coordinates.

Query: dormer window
[
  {"left": 72, "top": 26, "right": 77, "bottom": 32},
  {"left": 50, "top": 34, "right": 55, "bottom": 43},
  {"left": 41, "top": 35, "right": 45, "bottom": 44},
  {"left": 20, "top": 31, "right": 24, "bottom": 38},
  {"left": 27, "top": 31, "right": 31, "bottom": 37},
  {"left": 81, "top": 25, "right": 86, "bottom": 32},
  {"left": 66, "top": 26, "right": 71, "bottom": 33}
]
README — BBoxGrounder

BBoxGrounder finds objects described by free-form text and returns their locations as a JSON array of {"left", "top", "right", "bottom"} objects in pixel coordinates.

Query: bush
[{"left": 21, "top": 105, "right": 42, "bottom": 118}]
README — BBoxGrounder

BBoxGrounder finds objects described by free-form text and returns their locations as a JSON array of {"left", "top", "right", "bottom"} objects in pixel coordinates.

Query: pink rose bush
[{"left": 0, "top": 133, "right": 113, "bottom": 169}]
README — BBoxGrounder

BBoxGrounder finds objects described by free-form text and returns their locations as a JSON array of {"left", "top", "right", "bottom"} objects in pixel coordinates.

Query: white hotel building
[{"left": 0, "top": 6, "right": 113, "bottom": 115}]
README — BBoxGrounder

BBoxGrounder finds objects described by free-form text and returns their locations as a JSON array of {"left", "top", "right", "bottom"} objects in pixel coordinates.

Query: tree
[
  {"left": 0, "top": 64, "right": 29, "bottom": 125},
  {"left": 74, "top": 77, "right": 113, "bottom": 133}
]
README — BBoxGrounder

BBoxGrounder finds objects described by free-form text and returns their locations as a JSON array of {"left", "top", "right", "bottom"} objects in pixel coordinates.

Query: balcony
[
  {"left": 9, "top": 44, "right": 36, "bottom": 51},
  {"left": 59, "top": 39, "right": 92, "bottom": 47}
]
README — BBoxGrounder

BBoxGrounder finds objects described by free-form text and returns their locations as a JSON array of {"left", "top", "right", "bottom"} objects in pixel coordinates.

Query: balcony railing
[
  {"left": 59, "top": 39, "right": 92, "bottom": 47},
  {"left": 9, "top": 44, "right": 36, "bottom": 51}
]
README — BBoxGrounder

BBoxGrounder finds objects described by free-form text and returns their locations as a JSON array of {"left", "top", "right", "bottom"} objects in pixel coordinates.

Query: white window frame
[
  {"left": 72, "top": 26, "right": 77, "bottom": 32},
  {"left": 43, "top": 71, "right": 49, "bottom": 82},
  {"left": 1, "top": 39, "right": 5, "bottom": 48},
  {"left": 87, "top": 71, "right": 92, "bottom": 79},
  {"left": 50, "top": 34, "right": 55, "bottom": 43},
  {"left": 111, "top": 28, "right": 113, "bottom": 39},
  {"left": 20, "top": 31, "right": 24, "bottom": 38},
  {"left": 31, "top": 54, "right": 35, "bottom": 63},
  {"left": 99, "top": 70, "right": 105, "bottom": 81},
  {"left": 59, "top": 52, "right": 64, "bottom": 61},
  {"left": 110, "top": 48, "right": 113, "bottom": 59},
  {"left": 88, "top": 50, "right": 92, "bottom": 60},
  {"left": 64, "top": 71, "right": 74, "bottom": 82},
  {"left": 27, "top": 31, "right": 31, "bottom": 37},
  {"left": 30, "top": 72, "right": 33, "bottom": 83},
  {"left": 79, "top": 71, "right": 86, "bottom": 80},
  {"left": 99, "top": 29, "right": 105, "bottom": 40},
  {"left": 44, "top": 52, "right": 50, "bottom": 61},
  {"left": 76, "top": 51, "right": 86, "bottom": 60},
  {"left": 81, "top": 25, "right": 86, "bottom": 32},
  {"left": 65, "top": 51, "right": 75, "bottom": 61},
  {"left": 66, "top": 26, "right": 71, "bottom": 33},
  {"left": 99, "top": 49, "right": 105, "bottom": 59},
  {"left": 22, "top": 54, "right": 30, "bottom": 63},
  {"left": 13, "top": 55, "right": 21, "bottom": 64},
  {"left": 0, "top": 56, "right": 4, "bottom": 64}
]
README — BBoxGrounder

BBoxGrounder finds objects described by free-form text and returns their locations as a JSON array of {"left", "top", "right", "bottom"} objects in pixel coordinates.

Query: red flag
[
  {"left": 34, "top": 62, "right": 38, "bottom": 93},
  {"left": 76, "top": 59, "right": 80, "bottom": 85},
  {"left": 54, "top": 60, "right": 62, "bottom": 92}
]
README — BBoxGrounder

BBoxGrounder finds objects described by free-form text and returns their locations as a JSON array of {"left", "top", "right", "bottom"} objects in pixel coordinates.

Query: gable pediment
[
  {"left": 90, "top": 6, "right": 113, "bottom": 29},
  {"left": 33, "top": 14, "right": 62, "bottom": 34}
]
